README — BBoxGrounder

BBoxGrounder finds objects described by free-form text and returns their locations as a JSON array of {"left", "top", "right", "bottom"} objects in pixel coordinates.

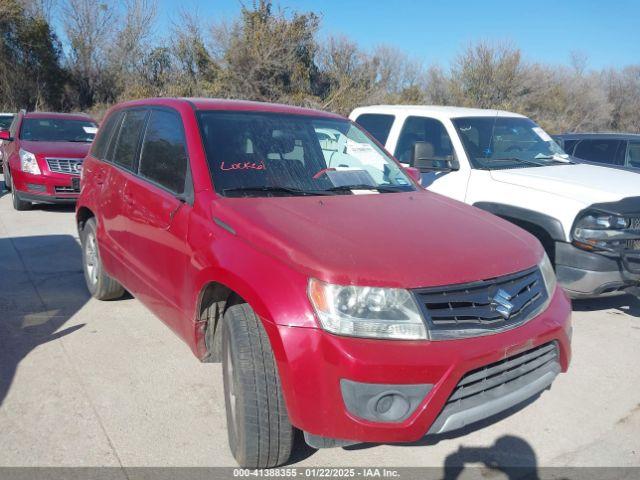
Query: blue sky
[{"left": 155, "top": 0, "right": 640, "bottom": 69}]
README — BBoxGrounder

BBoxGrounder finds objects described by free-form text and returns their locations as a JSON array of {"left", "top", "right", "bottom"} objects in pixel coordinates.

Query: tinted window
[
  {"left": 355, "top": 114, "right": 395, "bottom": 145},
  {"left": 0, "top": 115, "right": 13, "bottom": 130},
  {"left": 627, "top": 141, "right": 640, "bottom": 168},
  {"left": 20, "top": 118, "right": 97, "bottom": 142},
  {"left": 573, "top": 139, "right": 623, "bottom": 165},
  {"left": 112, "top": 110, "right": 147, "bottom": 170},
  {"left": 139, "top": 110, "right": 188, "bottom": 194},
  {"left": 561, "top": 139, "right": 578, "bottom": 155},
  {"left": 91, "top": 113, "right": 120, "bottom": 159},
  {"left": 198, "top": 112, "right": 414, "bottom": 197},
  {"left": 395, "top": 116, "right": 454, "bottom": 165}
]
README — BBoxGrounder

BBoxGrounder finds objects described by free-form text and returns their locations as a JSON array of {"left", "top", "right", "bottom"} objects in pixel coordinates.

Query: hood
[
  {"left": 20, "top": 140, "right": 92, "bottom": 159},
  {"left": 490, "top": 163, "right": 640, "bottom": 205},
  {"left": 215, "top": 191, "right": 543, "bottom": 289}
]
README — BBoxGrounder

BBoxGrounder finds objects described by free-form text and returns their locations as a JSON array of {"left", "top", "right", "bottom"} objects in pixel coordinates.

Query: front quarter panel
[{"left": 465, "top": 169, "right": 583, "bottom": 242}]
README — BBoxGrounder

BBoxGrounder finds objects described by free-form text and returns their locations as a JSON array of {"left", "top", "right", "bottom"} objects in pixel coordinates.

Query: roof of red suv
[
  {"left": 23, "top": 111, "right": 95, "bottom": 122},
  {"left": 113, "top": 97, "right": 343, "bottom": 120}
]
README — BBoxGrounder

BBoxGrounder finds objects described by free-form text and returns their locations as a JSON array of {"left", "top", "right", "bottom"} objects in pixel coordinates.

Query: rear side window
[
  {"left": 91, "top": 112, "right": 120, "bottom": 159},
  {"left": 395, "top": 116, "right": 454, "bottom": 165},
  {"left": 112, "top": 110, "right": 148, "bottom": 171},
  {"left": 573, "top": 139, "right": 624, "bottom": 165},
  {"left": 139, "top": 110, "right": 188, "bottom": 194},
  {"left": 627, "top": 141, "right": 640, "bottom": 168},
  {"left": 355, "top": 114, "right": 395, "bottom": 145}
]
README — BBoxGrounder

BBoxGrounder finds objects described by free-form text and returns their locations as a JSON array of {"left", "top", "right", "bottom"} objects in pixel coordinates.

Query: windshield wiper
[
  {"left": 323, "top": 184, "right": 406, "bottom": 193},
  {"left": 533, "top": 154, "right": 576, "bottom": 164},
  {"left": 489, "top": 157, "right": 548, "bottom": 167},
  {"left": 223, "top": 186, "right": 331, "bottom": 197}
]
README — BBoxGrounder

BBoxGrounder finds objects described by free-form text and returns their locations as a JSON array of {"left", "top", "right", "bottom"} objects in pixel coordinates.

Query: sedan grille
[
  {"left": 413, "top": 266, "right": 547, "bottom": 339},
  {"left": 46, "top": 158, "right": 82, "bottom": 175}
]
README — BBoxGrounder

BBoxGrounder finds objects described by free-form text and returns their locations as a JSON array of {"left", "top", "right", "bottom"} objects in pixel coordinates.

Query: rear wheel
[
  {"left": 10, "top": 176, "right": 31, "bottom": 211},
  {"left": 221, "top": 303, "right": 294, "bottom": 468},
  {"left": 80, "top": 217, "right": 125, "bottom": 300}
]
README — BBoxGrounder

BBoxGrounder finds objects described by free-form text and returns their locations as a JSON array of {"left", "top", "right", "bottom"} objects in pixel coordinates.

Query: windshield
[
  {"left": 198, "top": 112, "right": 415, "bottom": 197},
  {"left": 20, "top": 118, "right": 98, "bottom": 142},
  {"left": 0, "top": 115, "right": 13, "bottom": 131},
  {"left": 452, "top": 116, "right": 568, "bottom": 170}
]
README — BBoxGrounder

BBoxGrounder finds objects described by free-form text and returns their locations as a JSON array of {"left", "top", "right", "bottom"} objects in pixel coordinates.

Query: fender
[{"left": 473, "top": 202, "right": 566, "bottom": 242}]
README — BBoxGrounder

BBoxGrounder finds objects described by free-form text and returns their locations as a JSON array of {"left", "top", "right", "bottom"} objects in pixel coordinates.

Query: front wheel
[
  {"left": 221, "top": 303, "right": 294, "bottom": 468},
  {"left": 10, "top": 177, "right": 31, "bottom": 211},
  {"left": 80, "top": 217, "right": 125, "bottom": 300}
]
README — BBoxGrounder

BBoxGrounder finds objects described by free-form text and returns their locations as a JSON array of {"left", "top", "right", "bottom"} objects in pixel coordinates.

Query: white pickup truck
[{"left": 350, "top": 105, "right": 640, "bottom": 298}]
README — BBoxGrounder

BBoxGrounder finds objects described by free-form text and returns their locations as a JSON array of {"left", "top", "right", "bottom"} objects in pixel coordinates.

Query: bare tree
[{"left": 62, "top": 0, "right": 118, "bottom": 107}]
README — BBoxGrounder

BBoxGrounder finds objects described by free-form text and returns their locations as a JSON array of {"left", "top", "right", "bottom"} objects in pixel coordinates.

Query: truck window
[
  {"left": 573, "top": 139, "right": 624, "bottom": 165},
  {"left": 394, "top": 116, "right": 454, "bottom": 165},
  {"left": 139, "top": 109, "right": 188, "bottom": 194},
  {"left": 354, "top": 114, "right": 395, "bottom": 145}
]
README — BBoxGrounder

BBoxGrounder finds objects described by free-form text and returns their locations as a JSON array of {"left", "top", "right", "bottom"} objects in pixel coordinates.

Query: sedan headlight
[
  {"left": 19, "top": 148, "right": 41, "bottom": 175},
  {"left": 308, "top": 278, "right": 427, "bottom": 340},
  {"left": 539, "top": 252, "right": 557, "bottom": 298}
]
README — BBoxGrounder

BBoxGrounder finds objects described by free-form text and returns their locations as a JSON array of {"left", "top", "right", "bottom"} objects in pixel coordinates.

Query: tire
[
  {"left": 4, "top": 169, "right": 11, "bottom": 191},
  {"left": 11, "top": 176, "right": 31, "bottom": 211},
  {"left": 221, "top": 303, "right": 294, "bottom": 468},
  {"left": 80, "top": 217, "right": 125, "bottom": 300}
]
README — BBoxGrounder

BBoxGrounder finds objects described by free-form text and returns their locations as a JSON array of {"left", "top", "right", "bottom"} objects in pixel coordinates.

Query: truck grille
[
  {"left": 413, "top": 266, "right": 547, "bottom": 340},
  {"left": 428, "top": 342, "right": 560, "bottom": 434},
  {"left": 626, "top": 217, "right": 640, "bottom": 250},
  {"left": 46, "top": 158, "right": 82, "bottom": 175}
]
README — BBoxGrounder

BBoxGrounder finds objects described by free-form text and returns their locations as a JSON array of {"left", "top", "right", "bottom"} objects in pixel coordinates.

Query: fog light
[
  {"left": 340, "top": 379, "right": 432, "bottom": 423},
  {"left": 375, "top": 394, "right": 394, "bottom": 413}
]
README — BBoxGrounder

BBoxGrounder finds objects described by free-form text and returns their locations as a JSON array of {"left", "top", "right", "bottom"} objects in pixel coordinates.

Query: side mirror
[
  {"left": 412, "top": 141, "right": 459, "bottom": 172},
  {"left": 0, "top": 130, "right": 12, "bottom": 141},
  {"left": 404, "top": 166, "right": 422, "bottom": 185}
]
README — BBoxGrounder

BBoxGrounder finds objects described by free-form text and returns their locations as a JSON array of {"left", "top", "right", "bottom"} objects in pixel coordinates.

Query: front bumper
[
  {"left": 555, "top": 241, "right": 640, "bottom": 298},
  {"left": 264, "top": 288, "right": 571, "bottom": 444},
  {"left": 12, "top": 169, "right": 80, "bottom": 203}
]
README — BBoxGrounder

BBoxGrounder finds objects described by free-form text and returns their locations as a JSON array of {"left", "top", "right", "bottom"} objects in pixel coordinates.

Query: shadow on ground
[
  {"left": 0, "top": 235, "right": 89, "bottom": 406},
  {"left": 572, "top": 294, "right": 640, "bottom": 318},
  {"left": 442, "top": 435, "right": 538, "bottom": 479}
]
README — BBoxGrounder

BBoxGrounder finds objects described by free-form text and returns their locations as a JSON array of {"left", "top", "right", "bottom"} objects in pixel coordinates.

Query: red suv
[
  {"left": 1, "top": 111, "right": 98, "bottom": 210},
  {"left": 76, "top": 98, "right": 572, "bottom": 468}
]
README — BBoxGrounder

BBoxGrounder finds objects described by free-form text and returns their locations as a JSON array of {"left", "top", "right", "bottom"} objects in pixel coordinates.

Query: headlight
[
  {"left": 19, "top": 148, "right": 41, "bottom": 175},
  {"left": 308, "top": 279, "right": 427, "bottom": 340},
  {"left": 539, "top": 252, "right": 557, "bottom": 298},
  {"left": 573, "top": 211, "right": 631, "bottom": 250}
]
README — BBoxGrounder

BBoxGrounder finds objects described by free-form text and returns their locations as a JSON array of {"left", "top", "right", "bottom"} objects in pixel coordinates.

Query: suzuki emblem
[{"left": 491, "top": 289, "right": 514, "bottom": 319}]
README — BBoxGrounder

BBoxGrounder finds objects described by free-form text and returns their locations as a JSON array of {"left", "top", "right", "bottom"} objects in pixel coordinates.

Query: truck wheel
[
  {"left": 11, "top": 177, "right": 31, "bottom": 211},
  {"left": 80, "top": 217, "right": 124, "bottom": 300},
  {"left": 221, "top": 303, "right": 294, "bottom": 468}
]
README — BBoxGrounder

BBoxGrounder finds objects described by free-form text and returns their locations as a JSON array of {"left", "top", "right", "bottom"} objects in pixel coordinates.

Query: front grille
[
  {"left": 626, "top": 217, "right": 640, "bottom": 250},
  {"left": 428, "top": 342, "right": 560, "bottom": 434},
  {"left": 46, "top": 157, "right": 82, "bottom": 175},
  {"left": 413, "top": 267, "right": 547, "bottom": 339}
]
